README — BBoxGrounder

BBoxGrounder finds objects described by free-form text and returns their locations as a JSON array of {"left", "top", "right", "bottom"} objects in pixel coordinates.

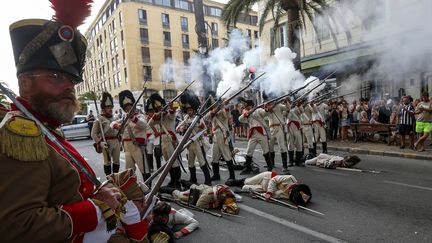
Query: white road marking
[
  {"left": 239, "top": 204, "right": 346, "bottom": 243},
  {"left": 384, "top": 180, "right": 432, "bottom": 191}
]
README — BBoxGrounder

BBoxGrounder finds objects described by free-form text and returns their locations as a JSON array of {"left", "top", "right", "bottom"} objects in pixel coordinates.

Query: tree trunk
[{"left": 287, "top": 9, "right": 301, "bottom": 70}]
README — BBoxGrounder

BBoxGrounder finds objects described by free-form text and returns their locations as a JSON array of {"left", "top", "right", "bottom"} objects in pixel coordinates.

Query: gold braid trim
[
  {"left": 91, "top": 199, "right": 118, "bottom": 232},
  {"left": 0, "top": 124, "right": 48, "bottom": 162}
]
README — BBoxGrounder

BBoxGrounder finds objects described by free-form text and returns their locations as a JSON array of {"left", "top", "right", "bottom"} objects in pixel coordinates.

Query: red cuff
[
  {"left": 123, "top": 219, "right": 149, "bottom": 241},
  {"left": 199, "top": 123, "right": 205, "bottom": 129},
  {"left": 271, "top": 172, "right": 278, "bottom": 178},
  {"left": 265, "top": 192, "right": 273, "bottom": 197},
  {"left": 169, "top": 109, "right": 176, "bottom": 114},
  {"left": 61, "top": 200, "right": 98, "bottom": 236},
  {"left": 132, "top": 116, "right": 138, "bottom": 123},
  {"left": 180, "top": 228, "right": 190, "bottom": 235}
]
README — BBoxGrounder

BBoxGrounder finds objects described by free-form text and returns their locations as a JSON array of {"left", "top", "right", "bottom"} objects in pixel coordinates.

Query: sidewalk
[
  {"left": 320, "top": 140, "right": 432, "bottom": 161},
  {"left": 234, "top": 137, "right": 432, "bottom": 161}
]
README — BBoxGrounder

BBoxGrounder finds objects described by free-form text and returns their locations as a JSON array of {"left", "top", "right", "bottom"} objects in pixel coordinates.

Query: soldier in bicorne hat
[{"left": 91, "top": 92, "right": 121, "bottom": 175}]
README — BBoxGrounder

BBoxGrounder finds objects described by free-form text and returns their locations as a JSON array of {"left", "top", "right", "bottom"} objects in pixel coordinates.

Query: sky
[{"left": 0, "top": 0, "right": 228, "bottom": 94}]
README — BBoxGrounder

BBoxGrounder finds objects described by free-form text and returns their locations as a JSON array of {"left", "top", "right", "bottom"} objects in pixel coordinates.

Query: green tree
[
  {"left": 0, "top": 82, "right": 12, "bottom": 109},
  {"left": 77, "top": 91, "right": 98, "bottom": 115},
  {"left": 221, "top": 0, "right": 353, "bottom": 70}
]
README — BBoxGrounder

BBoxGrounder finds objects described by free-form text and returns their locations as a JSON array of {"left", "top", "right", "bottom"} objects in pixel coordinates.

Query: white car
[{"left": 61, "top": 115, "right": 91, "bottom": 140}]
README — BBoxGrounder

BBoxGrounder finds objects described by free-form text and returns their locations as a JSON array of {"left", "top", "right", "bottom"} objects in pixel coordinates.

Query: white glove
[
  {"left": 100, "top": 142, "right": 109, "bottom": 149},
  {"left": 121, "top": 201, "right": 141, "bottom": 225}
]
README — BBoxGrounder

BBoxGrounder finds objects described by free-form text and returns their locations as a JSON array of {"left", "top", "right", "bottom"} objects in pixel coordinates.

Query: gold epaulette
[{"left": 0, "top": 113, "right": 49, "bottom": 161}]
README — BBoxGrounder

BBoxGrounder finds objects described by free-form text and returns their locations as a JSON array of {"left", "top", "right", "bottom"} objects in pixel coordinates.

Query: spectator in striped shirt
[{"left": 398, "top": 96, "right": 415, "bottom": 149}]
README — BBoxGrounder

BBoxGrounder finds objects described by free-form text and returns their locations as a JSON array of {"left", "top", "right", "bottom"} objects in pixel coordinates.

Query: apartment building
[
  {"left": 76, "top": 0, "right": 258, "bottom": 100},
  {"left": 258, "top": 0, "right": 431, "bottom": 100}
]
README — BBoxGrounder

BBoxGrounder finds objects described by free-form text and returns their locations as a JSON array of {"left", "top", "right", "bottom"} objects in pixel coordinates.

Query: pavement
[{"left": 234, "top": 136, "right": 432, "bottom": 161}]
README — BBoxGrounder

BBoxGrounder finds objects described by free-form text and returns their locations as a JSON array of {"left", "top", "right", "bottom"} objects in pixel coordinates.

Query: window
[
  {"left": 175, "top": 0, "right": 189, "bottom": 10},
  {"left": 143, "top": 66, "right": 152, "bottom": 81},
  {"left": 111, "top": 20, "right": 116, "bottom": 35},
  {"left": 211, "top": 22, "right": 218, "bottom": 36},
  {"left": 182, "top": 34, "right": 189, "bottom": 49},
  {"left": 124, "top": 67, "right": 128, "bottom": 83},
  {"left": 111, "top": 57, "right": 115, "bottom": 70},
  {"left": 254, "top": 31, "right": 259, "bottom": 39},
  {"left": 161, "top": 13, "right": 170, "bottom": 29},
  {"left": 181, "top": 17, "right": 188, "bottom": 31},
  {"left": 122, "top": 49, "right": 126, "bottom": 64},
  {"left": 163, "top": 31, "right": 171, "bottom": 47},
  {"left": 142, "top": 47, "right": 151, "bottom": 63},
  {"left": 183, "top": 51, "right": 190, "bottom": 64},
  {"left": 115, "top": 55, "right": 119, "bottom": 70},
  {"left": 120, "top": 30, "right": 124, "bottom": 45},
  {"left": 212, "top": 38, "right": 219, "bottom": 48},
  {"left": 140, "top": 28, "right": 149, "bottom": 44},
  {"left": 164, "top": 49, "right": 172, "bottom": 60},
  {"left": 155, "top": 0, "right": 171, "bottom": 7},
  {"left": 209, "top": 7, "right": 221, "bottom": 17},
  {"left": 138, "top": 9, "right": 147, "bottom": 25},
  {"left": 163, "top": 90, "right": 177, "bottom": 100}
]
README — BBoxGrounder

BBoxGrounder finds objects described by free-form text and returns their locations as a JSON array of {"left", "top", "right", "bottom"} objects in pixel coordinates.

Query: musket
[
  {"left": 161, "top": 80, "right": 196, "bottom": 112},
  {"left": 202, "top": 87, "right": 232, "bottom": 115},
  {"left": 249, "top": 190, "right": 324, "bottom": 216},
  {"left": 319, "top": 88, "right": 368, "bottom": 103},
  {"left": 0, "top": 82, "right": 102, "bottom": 188},
  {"left": 159, "top": 194, "right": 222, "bottom": 217},
  {"left": 116, "top": 80, "right": 149, "bottom": 138},
  {"left": 143, "top": 88, "right": 231, "bottom": 210},
  {"left": 335, "top": 167, "right": 381, "bottom": 174},
  {"left": 91, "top": 91, "right": 110, "bottom": 159},
  {"left": 292, "top": 79, "right": 327, "bottom": 104},
  {"left": 306, "top": 86, "right": 342, "bottom": 104}
]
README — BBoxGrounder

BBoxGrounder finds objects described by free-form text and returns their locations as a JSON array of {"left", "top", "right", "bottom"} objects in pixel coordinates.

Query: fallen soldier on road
[{"left": 305, "top": 153, "right": 361, "bottom": 169}]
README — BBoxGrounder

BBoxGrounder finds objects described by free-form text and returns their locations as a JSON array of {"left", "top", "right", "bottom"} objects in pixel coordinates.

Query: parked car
[{"left": 61, "top": 115, "right": 91, "bottom": 140}]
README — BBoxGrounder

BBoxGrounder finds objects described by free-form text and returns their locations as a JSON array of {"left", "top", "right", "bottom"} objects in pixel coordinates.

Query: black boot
[
  {"left": 281, "top": 152, "right": 289, "bottom": 172},
  {"left": 167, "top": 169, "right": 175, "bottom": 187},
  {"left": 147, "top": 154, "right": 154, "bottom": 171},
  {"left": 263, "top": 153, "right": 273, "bottom": 171},
  {"left": 225, "top": 178, "right": 246, "bottom": 187},
  {"left": 201, "top": 165, "right": 212, "bottom": 186},
  {"left": 313, "top": 143, "right": 317, "bottom": 156},
  {"left": 295, "top": 151, "right": 305, "bottom": 167},
  {"left": 211, "top": 163, "right": 220, "bottom": 181},
  {"left": 288, "top": 151, "right": 295, "bottom": 167},
  {"left": 104, "top": 165, "right": 112, "bottom": 176},
  {"left": 154, "top": 146, "right": 162, "bottom": 169},
  {"left": 241, "top": 156, "right": 253, "bottom": 175},
  {"left": 270, "top": 151, "right": 276, "bottom": 167},
  {"left": 309, "top": 148, "right": 315, "bottom": 157},
  {"left": 322, "top": 142, "right": 328, "bottom": 154},
  {"left": 226, "top": 160, "right": 236, "bottom": 180},
  {"left": 173, "top": 167, "right": 182, "bottom": 189},
  {"left": 189, "top": 167, "right": 197, "bottom": 184},
  {"left": 112, "top": 163, "right": 120, "bottom": 173}
]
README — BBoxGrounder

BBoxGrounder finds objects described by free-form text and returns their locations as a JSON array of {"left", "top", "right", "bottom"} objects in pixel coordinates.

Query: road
[{"left": 71, "top": 138, "right": 432, "bottom": 243}]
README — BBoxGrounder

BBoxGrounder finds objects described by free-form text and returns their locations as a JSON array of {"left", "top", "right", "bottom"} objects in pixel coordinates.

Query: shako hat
[
  {"left": 100, "top": 92, "right": 114, "bottom": 109},
  {"left": 289, "top": 184, "right": 312, "bottom": 206},
  {"left": 9, "top": 0, "right": 92, "bottom": 82},
  {"left": 179, "top": 90, "right": 200, "bottom": 113},
  {"left": 119, "top": 90, "right": 135, "bottom": 110}
]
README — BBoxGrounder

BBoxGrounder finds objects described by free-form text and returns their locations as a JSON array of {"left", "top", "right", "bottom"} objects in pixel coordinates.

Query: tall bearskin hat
[
  {"left": 119, "top": 90, "right": 135, "bottom": 111},
  {"left": 100, "top": 92, "right": 114, "bottom": 109},
  {"left": 9, "top": 0, "right": 92, "bottom": 82},
  {"left": 147, "top": 93, "right": 166, "bottom": 112},
  {"left": 179, "top": 90, "right": 201, "bottom": 113},
  {"left": 289, "top": 184, "right": 312, "bottom": 206}
]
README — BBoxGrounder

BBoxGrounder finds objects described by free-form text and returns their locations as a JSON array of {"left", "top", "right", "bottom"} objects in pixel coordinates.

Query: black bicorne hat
[
  {"left": 147, "top": 93, "right": 166, "bottom": 111},
  {"left": 289, "top": 184, "right": 312, "bottom": 206},
  {"left": 100, "top": 92, "right": 114, "bottom": 109},
  {"left": 9, "top": 0, "right": 92, "bottom": 82},
  {"left": 179, "top": 90, "right": 201, "bottom": 113},
  {"left": 119, "top": 90, "right": 136, "bottom": 111}
]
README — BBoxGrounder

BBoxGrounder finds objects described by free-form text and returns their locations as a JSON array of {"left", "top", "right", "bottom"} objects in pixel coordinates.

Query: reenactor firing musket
[
  {"left": 116, "top": 80, "right": 149, "bottom": 138},
  {"left": 249, "top": 190, "right": 324, "bottom": 216}
]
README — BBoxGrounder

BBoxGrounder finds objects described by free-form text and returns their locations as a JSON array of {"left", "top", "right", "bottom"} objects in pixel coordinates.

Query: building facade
[
  {"left": 258, "top": 0, "right": 431, "bottom": 101},
  {"left": 76, "top": 0, "right": 258, "bottom": 100}
]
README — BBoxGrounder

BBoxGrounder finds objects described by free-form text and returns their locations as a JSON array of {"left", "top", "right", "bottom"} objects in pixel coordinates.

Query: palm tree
[
  {"left": 222, "top": 0, "right": 353, "bottom": 70},
  {"left": 0, "top": 82, "right": 12, "bottom": 109}
]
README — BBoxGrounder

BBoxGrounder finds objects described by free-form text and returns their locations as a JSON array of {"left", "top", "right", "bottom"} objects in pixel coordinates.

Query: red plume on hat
[{"left": 50, "top": 0, "right": 93, "bottom": 28}]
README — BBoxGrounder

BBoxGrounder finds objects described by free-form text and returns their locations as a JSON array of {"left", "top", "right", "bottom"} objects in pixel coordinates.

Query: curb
[{"left": 322, "top": 145, "right": 432, "bottom": 161}]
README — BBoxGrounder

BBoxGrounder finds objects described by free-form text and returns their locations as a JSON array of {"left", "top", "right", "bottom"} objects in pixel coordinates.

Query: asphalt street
[{"left": 71, "top": 138, "right": 432, "bottom": 243}]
